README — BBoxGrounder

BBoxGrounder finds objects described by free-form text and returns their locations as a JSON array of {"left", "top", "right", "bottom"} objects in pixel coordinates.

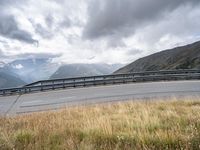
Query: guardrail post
[
  {"left": 134, "top": 75, "right": 136, "bottom": 82},
  {"left": 63, "top": 80, "right": 65, "bottom": 88},
  {"left": 83, "top": 78, "right": 86, "bottom": 87},
  {"left": 19, "top": 89, "right": 21, "bottom": 95},
  {"left": 93, "top": 77, "right": 96, "bottom": 86},
  {"left": 73, "top": 79, "right": 76, "bottom": 88},
  {"left": 3, "top": 90, "right": 5, "bottom": 96},
  {"left": 52, "top": 81, "right": 55, "bottom": 90},
  {"left": 41, "top": 82, "right": 43, "bottom": 91}
]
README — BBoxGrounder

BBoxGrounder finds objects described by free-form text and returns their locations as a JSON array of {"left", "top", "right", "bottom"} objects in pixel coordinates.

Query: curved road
[{"left": 0, "top": 80, "right": 200, "bottom": 115}]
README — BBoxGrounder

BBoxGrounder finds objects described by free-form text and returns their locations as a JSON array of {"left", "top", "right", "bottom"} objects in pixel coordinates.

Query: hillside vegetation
[
  {"left": 0, "top": 97, "right": 200, "bottom": 150},
  {"left": 115, "top": 41, "right": 200, "bottom": 74}
]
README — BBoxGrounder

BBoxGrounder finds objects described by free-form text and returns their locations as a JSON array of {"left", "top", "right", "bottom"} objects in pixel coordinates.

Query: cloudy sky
[{"left": 0, "top": 0, "right": 200, "bottom": 64}]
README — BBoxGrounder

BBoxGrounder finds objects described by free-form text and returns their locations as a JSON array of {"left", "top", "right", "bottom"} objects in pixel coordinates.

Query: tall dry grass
[{"left": 0, "top": 97, "right": 200, "bottom": 150}]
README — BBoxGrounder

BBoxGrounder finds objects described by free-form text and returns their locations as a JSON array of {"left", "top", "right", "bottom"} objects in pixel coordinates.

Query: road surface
[{"left": 0, "top": 80, "right": 200, "bottom": 115}]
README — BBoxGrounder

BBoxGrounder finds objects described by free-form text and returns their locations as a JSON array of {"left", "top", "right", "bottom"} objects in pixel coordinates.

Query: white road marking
[
  {"left": 21, "top": 96, "right": 76, "bottom": 107},
  {"left": 58, "top": 96, "right": 75, "bottom": 100},
  {"left": 22, "top": 100, "right": 43, "bottom": 105}
]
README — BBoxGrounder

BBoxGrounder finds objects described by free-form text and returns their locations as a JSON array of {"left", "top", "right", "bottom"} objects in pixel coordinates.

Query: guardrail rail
[{"left": 0, "top": 69, "right": 200, "bottom": 96}]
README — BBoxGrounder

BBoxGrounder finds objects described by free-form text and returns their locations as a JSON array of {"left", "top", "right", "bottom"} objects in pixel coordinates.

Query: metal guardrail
[{"left": 0, "top": 69, "right": 200, "bottom": 96}]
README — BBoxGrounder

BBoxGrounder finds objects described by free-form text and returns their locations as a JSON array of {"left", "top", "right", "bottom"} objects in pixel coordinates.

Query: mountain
[
  {"left": 50, "top": 64, "right": 123, "bottom": 79},
  {"left": 0, "top": 68, "right": 26, "bottom": 89},
  {"left": 5, "top": 58, "right": 60, "bottom": 83},
  {"left": 0, "top": 58, "right": 122, "bottom": 86},
  {"left": 114, "top": 41, "right": 200, "bottom": 74}
]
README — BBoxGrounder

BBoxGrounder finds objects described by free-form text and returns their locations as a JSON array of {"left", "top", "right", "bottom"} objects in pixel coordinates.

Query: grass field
[{"left": 0, "top": 97, "right": 200, "bottom": 150}]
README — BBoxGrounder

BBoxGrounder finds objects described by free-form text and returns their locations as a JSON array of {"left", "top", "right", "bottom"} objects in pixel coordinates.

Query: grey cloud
[
  {"left": 60, "top": 17, "right": 84, "bottom": 28},
  {"left": 45, "top": 14, "right": 54, "bottom": 28},
  {"left": 0, "top": 0, "right": 28, "bottom": 11},
  {"left": 0, "top": 40, "right": 10, "bottom": 49},
  {"left": 0, "top": 40, "right": 7, "bottom": 44},
  {"left": 0, "top": 14, "right": 38, "bottom": 44},
  {"left": 0, "top": 49, "right": 3, "bottom": 55},
  {"left": 15, "top": 52, "right": 61, "bottom": 59},
  {"left": 35, "top": 24, "right": 54, "bottom": 39},
  {"left": 0, "top": 49, "right": 6, "bottom": 60},
  {"left": 0, "top": 0, "right": 26, "bottom": 6},
  {"left": 0, "top": 48, "right": 10, "bottom": 61},
  {"left": 132, "top": 4, "right": 200, "bottom": 48},
  {"left": 29, "top": 17, "right": 54, "bottom": 39},
  {"left": 107, "top": 36, "right": 126, "bottom": 48},
  {"left": 31, "top": 14, "right": 72, "bottom": 39},
  {"left": 0, "top": 52, "right": 62, "bottom": 62},
  {"left": 60, "top": 17, "right": 72, "bottom": 28},
  {"left": 0, "top": 0, "right": 10, "bottom": 5},
  {"left": 83, "top": 0, "right": 200, "bottom": 39},
  {"left": 127, "top": 49, "right": 143, "bottom": 56}
]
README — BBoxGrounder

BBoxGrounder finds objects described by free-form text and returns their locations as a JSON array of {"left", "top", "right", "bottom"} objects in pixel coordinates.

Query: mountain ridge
[
  {"left": 114, "top": 41, "right": 200, "bottom": 74},
  {"left": 50, "top": 63, "right": 123, "bottom": 79}
]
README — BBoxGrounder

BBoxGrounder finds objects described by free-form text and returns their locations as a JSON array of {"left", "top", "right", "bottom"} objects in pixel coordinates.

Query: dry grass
[{"left": 0, "top": 97, "right": 200, "bottom": 150}]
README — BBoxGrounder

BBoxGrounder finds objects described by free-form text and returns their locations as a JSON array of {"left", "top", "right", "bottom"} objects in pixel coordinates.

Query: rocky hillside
[{"left": 114, "top": 41, "right": 200, "bottom": 74}]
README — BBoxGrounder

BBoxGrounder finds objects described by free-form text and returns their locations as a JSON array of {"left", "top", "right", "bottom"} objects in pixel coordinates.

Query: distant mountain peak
[{"left": 4, "top": 58, "right": 60, "bottom": 83}]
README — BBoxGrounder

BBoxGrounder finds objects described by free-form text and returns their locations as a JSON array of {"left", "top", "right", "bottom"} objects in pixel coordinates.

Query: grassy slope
[{"left": 0, "top": 97, "right": 200, "bottom": 150}]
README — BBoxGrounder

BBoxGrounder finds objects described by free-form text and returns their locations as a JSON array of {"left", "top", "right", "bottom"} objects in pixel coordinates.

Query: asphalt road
[{"left": 1, "top": 80, "right": 200, "bottom": 116}]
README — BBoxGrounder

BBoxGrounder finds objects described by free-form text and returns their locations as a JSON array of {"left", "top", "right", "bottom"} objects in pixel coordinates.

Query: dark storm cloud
[
  {"left": 0, "top": 14, "right": 38, "bottom": 44},
  {"left": 0, "top": 0, "right": 37, "bottom": 44},
  {"left": 83, "top": 0, "right": 200, "bottom": 39}
]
